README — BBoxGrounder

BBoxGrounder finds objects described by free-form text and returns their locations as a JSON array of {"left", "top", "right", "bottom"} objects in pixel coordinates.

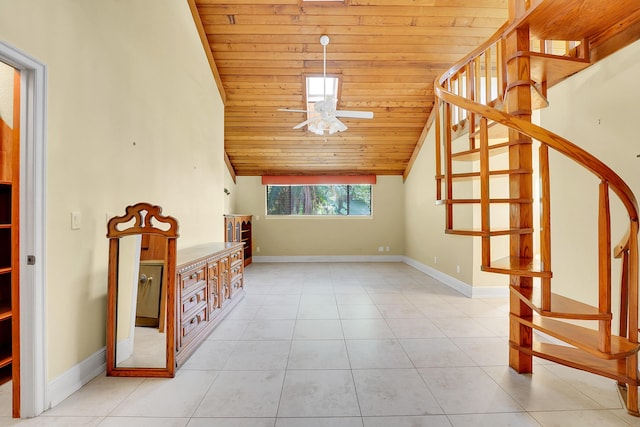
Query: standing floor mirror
[{"left": 106, "top": 202, "right": 179, "bottom": 377}]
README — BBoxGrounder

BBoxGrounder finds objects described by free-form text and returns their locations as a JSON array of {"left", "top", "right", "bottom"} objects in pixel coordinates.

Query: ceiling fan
[{"left": 278, "top": 35, "right": 374, "bottom": 135}]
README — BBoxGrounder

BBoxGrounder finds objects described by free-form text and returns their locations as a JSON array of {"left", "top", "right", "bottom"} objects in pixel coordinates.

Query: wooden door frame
[{"left": 0, "top": 41, "right": 47, "bottom": 418}]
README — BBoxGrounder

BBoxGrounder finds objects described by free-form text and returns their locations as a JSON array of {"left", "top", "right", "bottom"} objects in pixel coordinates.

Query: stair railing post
[
  {"left": 598, "top": 181, "right": 612, "bottom": 354},
  {"left": 435, "top": 100, "right": 442, "bottom": 202},
  {"left": 626, "top": 219, "right": 639, "bottom": 414},
  {"left": 467, "top": 63, "right": 476, "bottom": 151},
  {"left": 480, "top": 117, "right": 491, "bottom": 266},
  {"left": 444, "top": 101, "right": 454, "bottom": 231},
  {"left": 539, "top": 144, "right": 551, "bottom": 311}
]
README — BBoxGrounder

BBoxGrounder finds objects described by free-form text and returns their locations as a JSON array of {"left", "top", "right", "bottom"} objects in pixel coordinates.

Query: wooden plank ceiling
[{"left": 191, "top": 0, "right": 509, "bottom": 176}]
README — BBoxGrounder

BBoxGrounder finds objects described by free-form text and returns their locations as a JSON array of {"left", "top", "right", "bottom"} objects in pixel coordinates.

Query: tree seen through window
[{"left": 266, "top": 185, "right": 372, "bottom": 216}]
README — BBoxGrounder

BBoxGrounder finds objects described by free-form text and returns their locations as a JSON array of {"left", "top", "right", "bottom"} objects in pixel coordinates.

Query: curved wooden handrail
[
  {"left": 438, "top": 22, "right": 509, "bottom": 88},
  {"left": 434, "top": 85, "right": 639, "bottom": 223},
  {"left": 615, "top": 228, "right": 631, "bottom": 259}
]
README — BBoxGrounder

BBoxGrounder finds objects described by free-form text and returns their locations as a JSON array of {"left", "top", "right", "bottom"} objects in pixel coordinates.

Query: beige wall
[
  {"left": 403, "top": 128, "right": 475, "bottom": 284},
  {"left": 0, "top": 0, "right": 226, "bottom": 380},
  {"left": 224, "top": 169, "right": 238, "bottom": 214},
  {"left": 540, "top": 39, "right": 640, "bottom": 313},
  {"left": 405, "top": 39, "right": 640, "bottom": 294},
  {"left": 235, "top": 176, "right": 405, "bottom": 256}
]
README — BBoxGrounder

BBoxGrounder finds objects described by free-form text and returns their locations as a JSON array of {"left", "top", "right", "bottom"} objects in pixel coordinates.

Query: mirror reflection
[{"left": 115, "top": 234, "right": 167, "bottom": 369}]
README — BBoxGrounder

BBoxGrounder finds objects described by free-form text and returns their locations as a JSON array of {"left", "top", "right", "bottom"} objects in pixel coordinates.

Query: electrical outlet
[
  {"left": 378, "top": 246, "right": 384, "bottom": 252},
  {"left": 256, "top": 247, "right": 261, "bottom": 253},
  {"left": 434, "top": 256, "right": 437, "bottom": 264},
  {"left": 385, "top": 246, "right": 390, "bottom": 252},
  {"left": 456, "top": 265, "right": 461, "bottom": 273}
]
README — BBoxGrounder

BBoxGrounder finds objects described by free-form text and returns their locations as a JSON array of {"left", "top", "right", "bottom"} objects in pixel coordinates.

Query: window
[
  {"left": 266, "top": 184, "right": 372, "bottom": 216},
  {"left": 306, "top": 75, "right": 339, "bottom": 119}
]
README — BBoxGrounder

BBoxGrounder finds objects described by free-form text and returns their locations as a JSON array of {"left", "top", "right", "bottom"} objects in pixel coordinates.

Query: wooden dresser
[{"left": 175, "top": 242, "right": 245, "bottom": 366}]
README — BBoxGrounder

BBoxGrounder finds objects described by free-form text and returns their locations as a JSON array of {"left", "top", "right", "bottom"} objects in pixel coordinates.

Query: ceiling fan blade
[
  {"left": 292, "top": 118, "right": 314, "bottom": 130},
  {"left": 334, "top": 110, "right": 374, "bottom": 119},
  {"left": 278, "top": 108, "right": 312, "bottom": 114}
]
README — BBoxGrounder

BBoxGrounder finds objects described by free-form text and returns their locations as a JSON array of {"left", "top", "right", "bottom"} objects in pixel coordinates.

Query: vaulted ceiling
[{"left": 189, "top": 0, "right": 509, "bottom": 177}]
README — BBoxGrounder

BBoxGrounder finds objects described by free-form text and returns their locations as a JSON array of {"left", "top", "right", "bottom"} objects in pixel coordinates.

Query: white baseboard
[
  {"left": 47, "top": 347, "right": 106, "bottom": 409},
  {"left": 253, "top": 255, "right": 405, "bottom": 263},
  {"left": 403, "top": 256, "right": 508, "bottom": 299}
]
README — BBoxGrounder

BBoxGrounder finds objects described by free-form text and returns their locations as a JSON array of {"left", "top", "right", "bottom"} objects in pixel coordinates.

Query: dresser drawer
[
  {"left": 180, "top": 304, "right": 207, "bottom": 345},
  {"left": 181, "top": 284, "right": 207, "bottom": 316},
  {"left": 231, "top": 276, "right": 243, "bottom": 293},
  {"left": 218, "top": 256, "right": 229, "bottom": 272},
  {"left": 179, "top": 265, "right": 206, "bottom": 291},
  {"left": 229, "top": 249, "right": 243, "bottom": 266},
  {"left": 230, "top": 264, "right": 242, "bottom": 282}
]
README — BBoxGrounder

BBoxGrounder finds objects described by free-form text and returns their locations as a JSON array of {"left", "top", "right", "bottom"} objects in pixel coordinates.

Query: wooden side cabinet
[{"left": 224, "top": 215, "right": 252, "bottom": 266}]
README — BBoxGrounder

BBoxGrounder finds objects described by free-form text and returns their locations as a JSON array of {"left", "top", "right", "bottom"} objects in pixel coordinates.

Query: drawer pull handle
[
  {"left": 190, "top": 274, "right": 197, "bottom": 280},
  {"left": 190, "top": 318, "right": 196, "bottom": 324}
]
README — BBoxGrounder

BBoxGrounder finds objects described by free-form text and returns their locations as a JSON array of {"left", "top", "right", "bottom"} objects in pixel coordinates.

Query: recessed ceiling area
[{"left": 189, "top": 0, "right": 510, "bottom": 177}]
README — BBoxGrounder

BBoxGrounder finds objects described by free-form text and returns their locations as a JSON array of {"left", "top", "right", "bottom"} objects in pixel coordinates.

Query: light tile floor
[{"left": 2, "top": 262, "right": 640, "bottom": 426}]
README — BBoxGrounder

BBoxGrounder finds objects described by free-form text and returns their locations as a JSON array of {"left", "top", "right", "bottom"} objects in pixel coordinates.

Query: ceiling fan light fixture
[
  {"left": 329, "top": 118, "right": 347, "bottom": 134},
  {"left": 279, "top": 34, "right": 373, "bottom": 134}
]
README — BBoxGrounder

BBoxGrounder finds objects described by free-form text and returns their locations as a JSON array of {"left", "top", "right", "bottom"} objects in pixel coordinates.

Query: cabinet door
[
  {"left": 234, "top": 220, "right": 241, "bottom": 242},
  {"left": 225, "top": 218, "right": 233, "bottom": 242}
]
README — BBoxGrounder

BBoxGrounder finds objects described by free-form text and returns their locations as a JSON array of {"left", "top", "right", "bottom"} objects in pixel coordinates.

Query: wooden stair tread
[
  {"left": 507, "top": 51, "right": 590, "bottom": 88},
  {"left": 512, "top": 314, "right": 639, "bottom": 359},
  {"left": 451, "top": 141, "right": 525, "bottom": 161},
  {"left": 446, "top": 228, "right": 534, "bottom": 237},
  {"left": 513, "top": 341, "right": 639, "bottom": 386},
  {"left": 444, "top": 198, "right": 533, "bottom": 204},
  {"left": 482, "top": 256, "right": 551, "bottom": 278},
  {"left": 435, "top": 169, "right": 532, "bottom": 180},
  {"left": 511, "top": 285, "right": 611, "bottom": 320},
  {"left": 469, "top": 119, "right": 509, "bottom": 140},
  {"left": 527, "top": 52, "right": 590, "bottom": 87}
]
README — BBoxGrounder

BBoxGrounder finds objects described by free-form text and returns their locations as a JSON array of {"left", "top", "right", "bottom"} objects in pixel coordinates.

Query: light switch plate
[{"left": 71, "top": 211, "right": 81, "bottom": 230}]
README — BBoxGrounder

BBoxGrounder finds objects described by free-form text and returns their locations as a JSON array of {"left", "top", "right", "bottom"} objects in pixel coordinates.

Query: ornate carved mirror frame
[{"left": 106, "top": 202, "right": 179, "bottom": 377}]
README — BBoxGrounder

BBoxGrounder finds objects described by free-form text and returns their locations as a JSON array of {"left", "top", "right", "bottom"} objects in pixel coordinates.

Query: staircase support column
[{"left": 504, "top": 23, "right": 535, "bottom": 374}]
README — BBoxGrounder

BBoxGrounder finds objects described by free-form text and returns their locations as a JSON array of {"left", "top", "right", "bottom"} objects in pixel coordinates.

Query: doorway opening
[{"left": 0, "top": 41, "right": 47, "bottom": 419}]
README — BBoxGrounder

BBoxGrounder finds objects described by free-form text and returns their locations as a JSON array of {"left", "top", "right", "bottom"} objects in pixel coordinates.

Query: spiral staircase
[{"left": 434, "top": 0, "right": 640, "bottom": 415}]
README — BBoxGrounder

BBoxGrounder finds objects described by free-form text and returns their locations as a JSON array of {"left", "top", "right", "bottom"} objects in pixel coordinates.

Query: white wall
[{"left": 0, "top": 0, "right": 225, "bottom": 380}]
